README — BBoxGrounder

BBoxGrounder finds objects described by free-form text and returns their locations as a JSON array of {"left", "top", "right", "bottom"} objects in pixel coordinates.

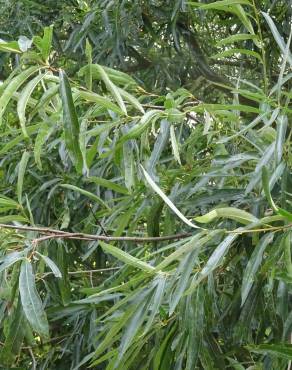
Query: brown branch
[{"left": 0, "top": 224, "right": 193, "bottom": 243}]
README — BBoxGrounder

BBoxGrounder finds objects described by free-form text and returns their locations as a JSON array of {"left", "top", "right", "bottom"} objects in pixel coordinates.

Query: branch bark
[{"left": 0, "top": 223, "right": 193, "bottom": 243}]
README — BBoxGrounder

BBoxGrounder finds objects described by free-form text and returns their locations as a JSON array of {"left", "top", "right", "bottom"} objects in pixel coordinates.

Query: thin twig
[
  {"left": 0, "top": 223, "right": 193, "bottom": 243},
  {"left": 28, "top": 347, "right": 36, "bottom": 370}
]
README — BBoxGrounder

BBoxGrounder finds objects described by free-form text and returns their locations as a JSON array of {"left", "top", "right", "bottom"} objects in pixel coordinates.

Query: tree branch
[{"left": 0, "top": 224, "right": 193, "bottom": 243}]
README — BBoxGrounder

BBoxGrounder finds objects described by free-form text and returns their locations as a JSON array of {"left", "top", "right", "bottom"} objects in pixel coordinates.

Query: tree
[{"left": 0, "top": 1, "right": 291, "bottom": 369}]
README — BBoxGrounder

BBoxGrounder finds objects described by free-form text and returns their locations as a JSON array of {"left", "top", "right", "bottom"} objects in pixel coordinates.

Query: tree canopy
[{"left": 0, "top": 1, "right": 292, "bottom": 369}]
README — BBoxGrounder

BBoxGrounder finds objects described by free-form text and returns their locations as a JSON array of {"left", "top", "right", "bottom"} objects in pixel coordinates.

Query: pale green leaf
[
  {"left": 17, "top": 72, "right": 46, "bottom": 137},
  {"left": 17, "top": 151, "right": 30, "bottom": 205},
  {"left": 195, "top": 207, "right": 258, "bottom": 225},
  {"left": 100, "top": 241, "right": 155, "bottom": 273},
  {"left": 141, "top": 166, "right": 201, "bottom": 229},
  {"left": 19, "top": 260, "right": 49, "bottom": 338}
]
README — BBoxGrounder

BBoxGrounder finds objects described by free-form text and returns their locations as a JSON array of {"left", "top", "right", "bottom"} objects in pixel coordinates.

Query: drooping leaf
[
  {"left": 19, "top": 260, "right": 49, "bottom": 339},
  {"left": 241, "top": 233, "right": 274, "bottom": 306},
  {"left": 17, "top": 151, "right": 30, "bottom": 205},
  {"left": 60, "top": 184, "right": 110, "bottom": 210},
  {"left": 141, "top": 166, "right": 201, "bottom": 229},
  {"left": 0, "top": 66, "right": 40, "bottom": 124},
  {"left": 195, "top": 207, "right": 258, "bottom": 225},
  {"left": 95, "top": 65, "right": 127, "bottom": 114},
  {"left": 99, "top": 241, "right": 155, "bottom": 273},
  {"left": 247, "top": 344, "right": 292, "bottom": 360},
  {"left": 36, "top": 253, "right": 62, "bottom": 278},
  {"left": 59, "top": 69, "right": 83, "bottom": 174},
  {"left": 17, "top": 72, "right": 46, "bottom": 137}
]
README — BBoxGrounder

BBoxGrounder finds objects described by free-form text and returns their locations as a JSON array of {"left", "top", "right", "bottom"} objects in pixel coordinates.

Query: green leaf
[
  {"left": 144, "top": 275, "right": 166, "bottom": 333},
  {"left": 198, "top": 0, "right": 252, "bottom": 10},
  {"left": 0, "top": 196, "right": 20, "bottom": 212},
  {"left": 78, "top": 90, "right": 124, "bottom": 114},
  {"left": 99, "top": 241, "right": 155, "bottom": 273},
  {"left": 216, "top": 33, "right": 257, "bottom": 46},
  {"left": 170, "top": 125, "right": 181, "bottom": 164},
  {"left": 241, "top": 233, "right": 274, "bottom": 306},
  {"left": 275, "top": 115, "right": 287, "bottom": 165},
  {"left": 34, "top": 123, "right": 53, "bottom": 170},
  {"left": 194, "top": 207, "right": 258, "bottom": 225},
  {"left": 78, "top": 64, "right": 136, "bottom": 87},
  {"left": 262, "top": 166, "right": 282, "bottom": 215},
  {"left": 86, "top": 176, "right": 129, "bottom": 195},
  {"left": 59, "top": 70, "right": 83, "bottom": 174},
  {"left": 0, "top": 66, "right": 40, "bottom": 124},
  {"left": 85, "top": 39, "right": 93, "bottom": 91},
  {"left": 36, "top": 253, "right": 62, "bottom": 278},
  {"left": 247, "top": 344, "right": 292, "bottom": 360},
  {"left": 95, "top": 65, "right": 127, "bottom": 114},
  {"left": 262, "top": 12, "right": 292, "bottom": 67},
  {"left": 79, "top": 118, "right": 89, "bottom": 176},
  {"left": 60, "top": 184, "right": 110, "bottom": 210},
  {"left": 211, "top": 48, "right": 262, "bottom": 62},
  {"left": 0, "top": 39, "right": 21, "bottom": 53},
  {"left": 118, "top": 299, "right": 150, "bottom": 361},
  {"left": 118, "top": 110, "right": 162, "bottom": 146},
  {"left": 118, "top": 87, "right": 145, "bottom": 113},
  {"left": 0, "top": 299, "right": 25, "bottom": 366},
  {"left": 33, "top": 25, "right": 53, "bottom": 62},
  {"left": 17, "top": 72, "right": 46, "bottom": 137},
  {"left": 0, "top": 251, "right": 25, "bottom": 273},
  {"left": 155, "top": 231, "right": 218, "bottom": 271},
  {"left": 185, "top": 233, "right": 239, "bottom": 295},
  {"left": 17, "top": 151, "right": 30, "bottom": 205},
  {"left": 0, "top": 215, "right": 28, "bottom": 223},
  {"left": 141, "top": 166, "right": 201, "bottom": 229},
  {"left": 19, "top": 260, "right": 49, "bottom": 339}
]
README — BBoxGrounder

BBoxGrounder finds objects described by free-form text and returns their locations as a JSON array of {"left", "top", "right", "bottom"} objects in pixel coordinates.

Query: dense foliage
[{"left": 0, "top": 1, "right": 292, "bottom": 369}]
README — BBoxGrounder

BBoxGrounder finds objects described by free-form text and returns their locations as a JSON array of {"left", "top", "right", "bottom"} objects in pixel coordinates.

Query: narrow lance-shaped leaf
[
  {"left": 262, "top": 12, "right": 292, "bottom": 67},
  {"left": 143, "top": 275, "right": 166, "bottom": 334},
  {"left": 275, "top": 115, "right": 287, "bottom": 165},
  {"left": 59, "top": 69, "right": 83, "bottom": 174},
  {"left": 247, "top": 344, "right": 292, "bottom": 361},
  {"left": 195, "top": 207, "right": 258, "bottom": 225},
  {"left": 60, "top": 184, "right": 110, "bottom": 210},
  {"left": 96, "top": 65, "right": 127, "bottom": 114},
  {"left": 78, "top": 90, "right": 123, "bottom": 114},
  {"left": 241, "top": 233, "right": 274, "bottom": 306},
  {"left": 36, "top": 252, "right": 62, "bottom": 278},
  {"left": 0, "top": 66, "right": 40, "bottom": 124},
  {"left": 34, "top": 124, "right": 53, "bottom": 170},
  {"left": 185, "top": 233, "right": 239, "bottom": 295},
  {"left": 0, "top": 251, "right": 25, "bottom": 273},
  {"left": 99, "top": 241, "right": 155, "bottom": 273},
  {"left": 0, "top": 298, "right": 25, "bottom": 366},
  {"left": 86, "top": 176, "right": 129, "bottom": 195},
  {"left": 262, "top": 167, "right": 292, "bottom": 221},
  {"left": 19, "top": 260, "right": 49, "bottom": 339},
  {"left": 118, "top": 299, "right": 149, "bottom": 361},
  {"left": 85, "top": 39, "right": 92, "bottom": 91},
  {"left": 79, "top": 118, "right": 89, "bottom": 176},
  {"left": 17, "top": 151, "right": 30, "bottom": 204},
  {"left": 17, "top": 72, "right": 46, "bottom": 138},
  {"left": 141, "top": 166, "right": 201, "bottom": 229},
  {"left": 0, "top": 40, "right": 21, "bottom": 53},
  {"left": 118, "top": 86, "right": 145, "bottom": 113},
  {"left": 170, "top": 125, "right": 181, "bottom": 164},
  {"left": 199, "top": 0, "right": 252, "bottom": 9}
]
